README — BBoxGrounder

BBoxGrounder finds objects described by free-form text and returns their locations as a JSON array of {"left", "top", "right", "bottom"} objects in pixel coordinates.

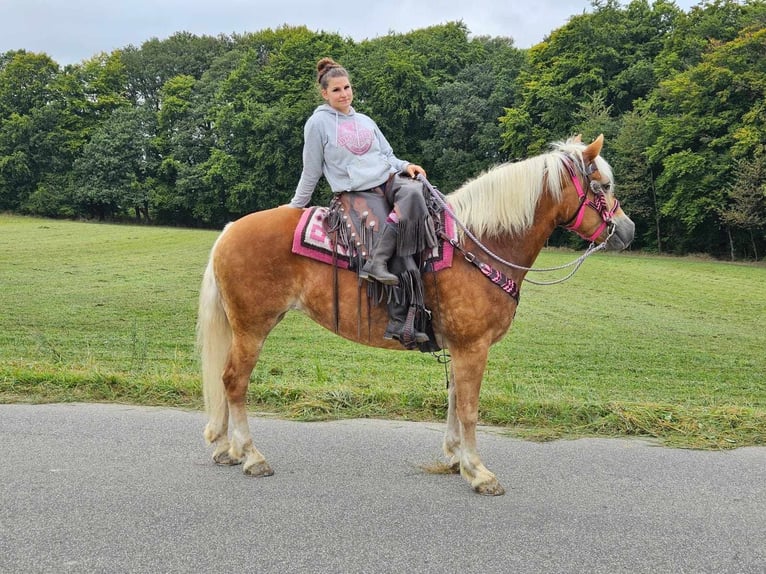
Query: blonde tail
[{"left": 197, "top": 229, "right": 232, "bottom": 444}]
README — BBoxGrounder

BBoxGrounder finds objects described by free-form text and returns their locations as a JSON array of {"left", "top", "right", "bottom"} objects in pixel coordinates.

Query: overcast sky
[{"left": 1, "top": 0, "right": 700, "bottom": 66}]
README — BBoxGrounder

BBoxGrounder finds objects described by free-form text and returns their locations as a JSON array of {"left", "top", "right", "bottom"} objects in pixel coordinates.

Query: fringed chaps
[{"left": 384, "top": 173, "right": 438, "bottom": 257}]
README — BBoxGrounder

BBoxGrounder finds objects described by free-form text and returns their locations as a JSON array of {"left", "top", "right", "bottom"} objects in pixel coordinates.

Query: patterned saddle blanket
[{"left": 291, "top": 191, "right": 456, "bottom": 271}]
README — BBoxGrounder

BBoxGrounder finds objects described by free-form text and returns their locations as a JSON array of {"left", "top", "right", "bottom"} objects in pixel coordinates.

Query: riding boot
[
  {"left": 360, "top": 223, "right": 400, "bottom": 286},
  {"left": 384, "top": 296, "right": 430, "bottom": 345}
]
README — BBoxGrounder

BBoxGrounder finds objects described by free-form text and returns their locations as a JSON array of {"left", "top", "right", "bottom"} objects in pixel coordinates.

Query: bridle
[
  {"left": 561, "top": 159, "right": 620, "bottom": 242},
  {"left": 418, "top": 155, "right": 621, "bottom": 292}
]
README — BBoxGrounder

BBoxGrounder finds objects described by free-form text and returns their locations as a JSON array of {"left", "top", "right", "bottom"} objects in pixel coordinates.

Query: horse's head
[{"left": 558, "top": 134, "right": 635, "bottom": 251}]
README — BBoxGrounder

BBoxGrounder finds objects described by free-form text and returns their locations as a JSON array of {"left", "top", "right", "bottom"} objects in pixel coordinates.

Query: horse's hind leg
[
  {"left": 207, "top": 404, "right": 232, "bottom": 464},
  {"left": 222, "top": 330, "right": 273, "bottom": 477}
]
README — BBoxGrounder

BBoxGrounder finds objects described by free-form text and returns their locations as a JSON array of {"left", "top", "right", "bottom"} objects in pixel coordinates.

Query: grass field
[{"left": 1, "top": 213, "right": 764, "bottom": 449}]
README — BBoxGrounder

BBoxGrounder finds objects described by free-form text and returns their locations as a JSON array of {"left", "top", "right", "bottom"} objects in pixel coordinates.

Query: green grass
[{"left": 1, "top": 213, "right": 764, "bottom": 449}]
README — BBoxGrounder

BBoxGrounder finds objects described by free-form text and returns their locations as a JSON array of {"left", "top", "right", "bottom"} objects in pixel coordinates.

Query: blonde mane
[{"left": 447, "top": 138, "right": 613, "bottom": 238}]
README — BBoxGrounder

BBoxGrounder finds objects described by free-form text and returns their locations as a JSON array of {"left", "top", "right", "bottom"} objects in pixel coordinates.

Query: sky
[{"left": 1, "top": 0, "right": 700, "bottom": 66}]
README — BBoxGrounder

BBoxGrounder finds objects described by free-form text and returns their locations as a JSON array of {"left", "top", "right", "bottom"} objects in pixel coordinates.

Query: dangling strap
[
  {"left": 444, "top": 233, "right": 520, "bottom": 302},
  {"left": 331, "top": 229, "right": 340, "bottom": 333}
]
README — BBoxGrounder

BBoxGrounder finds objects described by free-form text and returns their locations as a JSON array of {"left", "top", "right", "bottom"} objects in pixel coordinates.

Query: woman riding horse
[{"left": 199, "top": 132, "right": 635, "bottom": 495}]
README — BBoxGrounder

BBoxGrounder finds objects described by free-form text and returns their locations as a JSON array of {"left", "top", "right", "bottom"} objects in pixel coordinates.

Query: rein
[{"left": 418, "top": 161, "right": 615, "bottom": 288}]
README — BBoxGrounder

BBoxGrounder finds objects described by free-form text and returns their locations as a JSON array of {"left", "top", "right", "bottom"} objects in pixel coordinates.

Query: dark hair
[{"left": 316, "top": 57, "right": 349, "bottom": 89}]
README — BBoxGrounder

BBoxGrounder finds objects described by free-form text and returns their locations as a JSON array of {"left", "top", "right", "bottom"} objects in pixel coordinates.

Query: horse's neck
[
  {"left": 453, "top": 161, "right": 564, "bottom": 271},
  {"left": 511, "top": 193, "right": 561, "bottom": 271},
  {"left": 470, "top": 217, "right": 556, "bottom": 278}
]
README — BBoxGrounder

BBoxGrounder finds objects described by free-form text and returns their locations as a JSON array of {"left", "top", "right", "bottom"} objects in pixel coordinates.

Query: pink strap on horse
[{"left": 562, "top": 159, "right": 620, "bottom": 242}]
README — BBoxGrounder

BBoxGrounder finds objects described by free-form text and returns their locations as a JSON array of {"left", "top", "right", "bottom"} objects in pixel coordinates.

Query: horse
[{"left": 197, "top": 134, "right": 635, "bottom": 496}]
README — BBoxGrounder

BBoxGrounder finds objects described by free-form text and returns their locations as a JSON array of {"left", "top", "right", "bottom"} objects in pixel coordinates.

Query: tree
[
  {"left": 0, "top": 51, "right": 59, "bottom": 209},
  {"left": 121, "top": 32, "right": 233, "bottom": 110},
  {"left": 654, "top": 0, "right": 766, "bottom": 78},
  {"left": 646, "top": 24, "right": 766, "bottom": 254},
  {"left": 719, "top": 156, "right": 766, "bottom": 260},
  {"left": 500, "top": 0, "right": 683, "bottom": 158},
  {"left": 421, "top": 36, "right": 524, "bottom": 192},
  {"left": 0, "top": 50, "right": 58, "bottom": 118},
  {"left": 612, "top": 108, "right": 663, "bottom": 252},
  {"left": 72, "top": 106, "right": 156, "bottom": 220}
]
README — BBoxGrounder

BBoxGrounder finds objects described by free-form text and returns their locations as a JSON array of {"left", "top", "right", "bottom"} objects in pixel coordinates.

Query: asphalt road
[{"left": 1, "top": 403, "right": 764, "bottom": 573}]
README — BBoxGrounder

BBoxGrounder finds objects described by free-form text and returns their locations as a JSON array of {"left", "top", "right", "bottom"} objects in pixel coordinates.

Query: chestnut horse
[{"left": 197, "top": 135, "right": 634, "bottom": 495}]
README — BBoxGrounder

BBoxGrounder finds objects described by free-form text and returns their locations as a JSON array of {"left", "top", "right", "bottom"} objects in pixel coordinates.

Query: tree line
[{"left": 1, "top": 0, "right": 764, "bottom": 259}]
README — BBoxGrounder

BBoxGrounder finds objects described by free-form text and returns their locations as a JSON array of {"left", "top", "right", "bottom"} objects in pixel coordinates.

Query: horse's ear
[{"left": 583, "top": 134, "right": 604, "bottom": 162}]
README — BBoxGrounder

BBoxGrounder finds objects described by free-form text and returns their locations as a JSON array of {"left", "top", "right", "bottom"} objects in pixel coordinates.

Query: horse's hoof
[
  {"left": 213, "top": 451, "right": 243, "bottom": 466},
  {"left": 474, "top": 481, "right": 505, "bottom": 496},
  {"left": 244, "top": 460, "right": 274, "bottom": 477}
]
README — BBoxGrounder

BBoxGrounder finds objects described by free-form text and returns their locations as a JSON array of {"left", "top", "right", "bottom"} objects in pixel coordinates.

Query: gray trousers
[{"left": 382, "top": 173, "right": 437, "bottom": 257}]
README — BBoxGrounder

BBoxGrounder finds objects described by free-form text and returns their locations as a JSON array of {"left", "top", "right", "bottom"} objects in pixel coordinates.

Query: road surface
[{"left": 1, "top": 403, "right": 763, "bottom": 573}]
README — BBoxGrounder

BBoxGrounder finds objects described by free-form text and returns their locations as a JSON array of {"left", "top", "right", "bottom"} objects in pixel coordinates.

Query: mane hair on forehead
[
  {"left": 554, "top": 137, "right": 614, "bottom": 184},
  {"left": 447, "top": 138, "right": 612, "bottom": 238}
]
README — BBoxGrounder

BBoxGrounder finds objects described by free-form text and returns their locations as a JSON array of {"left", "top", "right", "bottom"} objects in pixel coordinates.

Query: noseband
[{"left": 561, "top": 159, "right": 620, "bottom": 242}]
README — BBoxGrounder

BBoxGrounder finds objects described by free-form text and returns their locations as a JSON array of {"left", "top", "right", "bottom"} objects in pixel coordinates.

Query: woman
[{"left": 289, "top": 57, "right": 435, "bottom": 288}]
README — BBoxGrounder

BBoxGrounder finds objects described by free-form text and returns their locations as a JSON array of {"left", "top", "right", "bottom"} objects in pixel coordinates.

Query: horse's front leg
[
  {"left": 442, "top": 365, "right": 461, "bottom": 473},
  {"left": 449, "top": 346, "right": 505, "bottom": 496},
  {"left": 221, "top": 332, "right": 273, "bottom": 477}
]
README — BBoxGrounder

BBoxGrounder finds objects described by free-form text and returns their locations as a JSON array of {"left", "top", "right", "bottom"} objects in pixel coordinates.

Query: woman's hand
[{"left": 405, "top": 163, "right": 427, "bottom": 179}]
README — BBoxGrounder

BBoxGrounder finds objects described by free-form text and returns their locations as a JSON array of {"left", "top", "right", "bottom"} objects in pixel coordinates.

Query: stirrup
[{"left": 384, "top": 325, "right": 430, "bottom": 344}]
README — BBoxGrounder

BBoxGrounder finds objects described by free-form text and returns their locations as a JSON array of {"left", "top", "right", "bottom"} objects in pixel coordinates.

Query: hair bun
[
  {"left": 316, "top": 57, "right": 348, "bottom": 87},
  {"left": 317, "top": 57, "right": 339, "bottom": 75}
]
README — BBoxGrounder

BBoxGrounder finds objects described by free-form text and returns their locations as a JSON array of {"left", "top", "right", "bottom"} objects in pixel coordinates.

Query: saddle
[
  {"left": 291, "top": 190, "right": 455, "bottom": 272},
  {"left": 292, "top": 183, "right": 455, "bottom": 351}
]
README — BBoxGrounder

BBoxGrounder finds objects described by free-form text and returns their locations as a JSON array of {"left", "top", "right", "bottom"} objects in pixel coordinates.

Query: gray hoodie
[{"left": 289, "top": 104, "right": 410, "bottom": 208}]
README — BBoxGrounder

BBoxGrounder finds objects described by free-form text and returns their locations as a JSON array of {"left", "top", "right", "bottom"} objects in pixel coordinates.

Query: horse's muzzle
[{"left": 604, "top": 215, "right": 635, "bottom": 251}]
